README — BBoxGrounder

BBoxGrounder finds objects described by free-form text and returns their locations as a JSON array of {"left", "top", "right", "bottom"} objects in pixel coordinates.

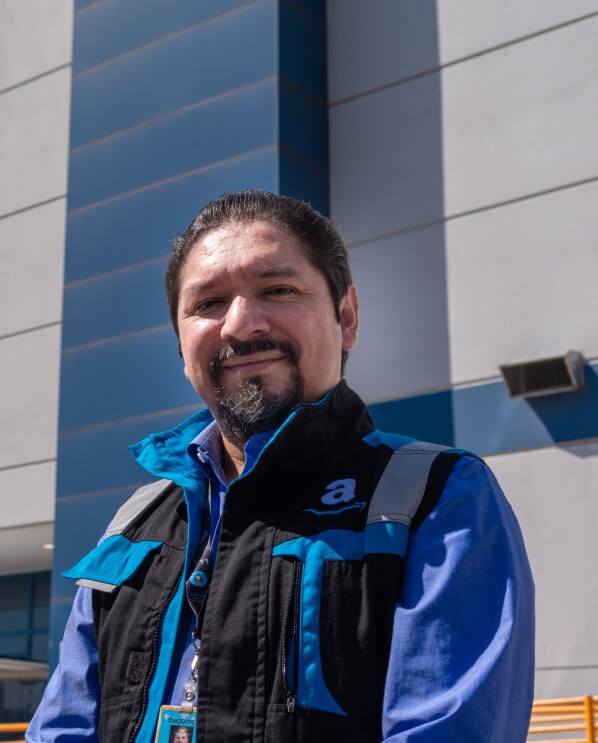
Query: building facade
[{"left": 1, "top": 0, "right": 598, "bottom": 720}]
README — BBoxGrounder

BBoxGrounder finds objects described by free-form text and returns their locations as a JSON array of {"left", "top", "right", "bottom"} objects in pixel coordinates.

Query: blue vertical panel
[
  {"left": 278, "top": 0, "right": 329, "bottom": 213},
  {"left": 279, "top": 149, "right": 329, "bottom": 216},
  {"left": 72, "top": 0, "right": 253, "bottom": 73},
  {"left": 57, "top": 408, "right": 201, "bottom": 498},
  {"left": 59, "top": 329, "right": 199, "bottom": 431},
  {"left": 369, "top": 390, "right": 455, "bottom": 447},
  {"left": 52, "top": 0, "right": 331, "bottom": 673},
  {"left": 65, "top": 148, "right": 279, "bottom": 283},
  {"left": 70, "top": 2, "right": 277, "bottom": 147},
  {"left": 68, "top": 80, "right": 278, "bottom": 210}
]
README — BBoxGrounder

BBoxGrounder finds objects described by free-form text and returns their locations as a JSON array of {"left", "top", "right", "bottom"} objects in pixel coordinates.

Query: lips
[
  {"left": 220, "top": 352, "right": 287, "bottom": 371},
  {"left": 208, "top": 339, "right": 300, "bottom": 385}
]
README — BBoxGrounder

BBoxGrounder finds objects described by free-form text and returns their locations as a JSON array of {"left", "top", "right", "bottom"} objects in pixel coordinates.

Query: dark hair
[{"left": 166, "top": 190, "right": 352, "bottom": 337}]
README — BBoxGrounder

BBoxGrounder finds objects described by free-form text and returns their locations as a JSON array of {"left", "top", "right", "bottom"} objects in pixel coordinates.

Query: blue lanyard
[{"left": 180, "top": 493, "right": 213, "bottom": 711}]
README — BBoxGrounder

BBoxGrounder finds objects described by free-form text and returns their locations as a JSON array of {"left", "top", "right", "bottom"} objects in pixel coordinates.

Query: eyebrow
[
  {"left": 256, "top": 265, "right": 301, "bottom": 279},
  {"left": 181, "top": 265, "right": 302, "bottom": 298},
  {"left": 181, "top": 280, "right": 218, "bottom": 295}
]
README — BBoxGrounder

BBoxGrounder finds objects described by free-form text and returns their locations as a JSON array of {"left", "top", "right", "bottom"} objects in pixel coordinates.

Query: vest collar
[{"left": 129, "top": 382, "right": 373, "bottom": 487}]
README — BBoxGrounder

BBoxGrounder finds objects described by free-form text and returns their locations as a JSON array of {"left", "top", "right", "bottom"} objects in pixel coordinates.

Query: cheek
[{"left": 181, "top": 327, "right": 211, "bottom": 367}]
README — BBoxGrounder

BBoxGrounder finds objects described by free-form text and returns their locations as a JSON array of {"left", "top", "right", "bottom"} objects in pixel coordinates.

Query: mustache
[{"left": 209, "top": 338, "right": 299, "bottom": 377}]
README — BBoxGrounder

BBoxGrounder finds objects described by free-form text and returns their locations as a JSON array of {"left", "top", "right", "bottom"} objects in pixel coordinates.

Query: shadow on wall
[
  {"left": 336, "top": 1, "right": 453, "bottom": 424},
  {"left": 529, "top": 365, "right": 598, "bottom": 453},
  {"left": 368, "top": 363, "right": 598, "bottom": 455}
]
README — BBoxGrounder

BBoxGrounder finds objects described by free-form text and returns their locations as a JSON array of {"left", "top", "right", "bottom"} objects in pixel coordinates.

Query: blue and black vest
[{"left": 65, "top": 382, "right": 474, "bottom": 743}]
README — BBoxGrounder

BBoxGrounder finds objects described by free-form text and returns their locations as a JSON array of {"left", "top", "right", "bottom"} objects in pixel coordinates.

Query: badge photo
[{"left": 154, "top": 706, "right": 196, "bottom": 743}]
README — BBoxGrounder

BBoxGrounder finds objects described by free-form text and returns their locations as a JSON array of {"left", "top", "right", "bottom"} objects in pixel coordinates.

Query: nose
[{"left": 221, "top": 295, "right": 270, "bottom": 341}]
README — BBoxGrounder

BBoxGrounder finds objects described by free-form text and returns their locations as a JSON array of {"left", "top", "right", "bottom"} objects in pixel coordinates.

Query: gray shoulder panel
[
  {"left": 76, "top": 578, "right": 118, "bottom": 593},
  {"left": 104, "top": 479, "right": 172, "bottom": 538},
  {"left": 367, "top": 442, "right": 448, "bottom": 527}
]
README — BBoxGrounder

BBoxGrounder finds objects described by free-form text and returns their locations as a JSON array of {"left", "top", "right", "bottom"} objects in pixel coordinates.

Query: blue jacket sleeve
[
  {"left": 26, "top": 586, "right": 100, "bottom": 743},
  {"left": 382, "top": 456, "right": 535, "bottom": 742}
]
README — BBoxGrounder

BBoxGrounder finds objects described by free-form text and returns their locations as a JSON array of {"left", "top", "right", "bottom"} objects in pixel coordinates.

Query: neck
[{"left": 221, "top": 436, "right": 246, "bottom": 482}]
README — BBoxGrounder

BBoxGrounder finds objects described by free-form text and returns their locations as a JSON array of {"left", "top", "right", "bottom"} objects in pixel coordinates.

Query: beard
[{"left": 209, "top": 338, "right": 304, "bottom": 446}]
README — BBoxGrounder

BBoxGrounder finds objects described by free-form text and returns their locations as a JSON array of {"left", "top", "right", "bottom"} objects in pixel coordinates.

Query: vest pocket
[
  {"left": 281, "top": 559, "right": 302, "bottom": 713},
  {"left": 98, "top": 688, "right": 144, "bottom": 742},
  {"left": 62, "top": 534, "right": 163, "bottom": 591}
]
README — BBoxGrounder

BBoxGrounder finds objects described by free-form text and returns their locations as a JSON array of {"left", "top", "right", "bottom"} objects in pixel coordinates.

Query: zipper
[
  {"left": 128, "top": 565, "right": 185, "bottom": 743},
  {"left": 281, "top": 560, "right": 301, "bottom": 713}
]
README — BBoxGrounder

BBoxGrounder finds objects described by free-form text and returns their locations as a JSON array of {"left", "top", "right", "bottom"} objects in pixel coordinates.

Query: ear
[{"left": 339, "top": 284, "right": 359, "bottom": 351}]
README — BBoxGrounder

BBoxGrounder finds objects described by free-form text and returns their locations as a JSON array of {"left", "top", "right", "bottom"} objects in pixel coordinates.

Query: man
[
  {"left": 172, "top": 727, "right": 190, "bottom": 743},
  {"left": 28, "top": 191, "right": 534, "bottom": 742}
]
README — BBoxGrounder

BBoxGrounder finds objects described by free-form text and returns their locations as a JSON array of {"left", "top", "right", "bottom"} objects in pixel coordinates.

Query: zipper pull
[{"left": 287, "top": 693, "right": 297, "bottom": 714}]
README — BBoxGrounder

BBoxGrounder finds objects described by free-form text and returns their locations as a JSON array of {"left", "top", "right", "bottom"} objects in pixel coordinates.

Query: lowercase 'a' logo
[
  {"left": 304, "top": 478, "right": 366, "bottom": 516},
  {"left": 321, "top": 478, "right": 356, "bottom": 505}
]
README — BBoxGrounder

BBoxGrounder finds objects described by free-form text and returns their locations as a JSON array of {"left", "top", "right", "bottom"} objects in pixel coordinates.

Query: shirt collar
[{"left": 187, "top": 420, "right": 276, "bottom": 490}]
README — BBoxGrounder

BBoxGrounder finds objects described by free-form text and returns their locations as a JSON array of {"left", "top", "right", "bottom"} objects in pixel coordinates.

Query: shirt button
[{"left": 190, "top": 570, "right": 209, "bottom": 588}]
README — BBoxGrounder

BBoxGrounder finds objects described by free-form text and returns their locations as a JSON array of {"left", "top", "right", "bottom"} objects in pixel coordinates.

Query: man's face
[
  {"left": 173, "top": 731, "right": 189, "bottom": 743},
  {"left": 177, "top": 221, "right": 358, "bottom": 443}
]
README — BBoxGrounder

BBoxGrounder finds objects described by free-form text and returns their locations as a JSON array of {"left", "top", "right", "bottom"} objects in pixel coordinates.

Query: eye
[
  {"left": 264, "top": 286, "right": 295, "bottom": 297},
  {"left": 193, "top": 298, "right": 223, "bottom": 315}
]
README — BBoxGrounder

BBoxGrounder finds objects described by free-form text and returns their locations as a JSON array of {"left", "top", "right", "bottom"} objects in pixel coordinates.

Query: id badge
[{"left": 154, "top": 705, "right": 196, "bottom": 743}]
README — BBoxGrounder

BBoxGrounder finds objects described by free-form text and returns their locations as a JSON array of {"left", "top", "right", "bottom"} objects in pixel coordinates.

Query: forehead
[{"left": 180, "top": 221, "right": 316, "bottom": 281}]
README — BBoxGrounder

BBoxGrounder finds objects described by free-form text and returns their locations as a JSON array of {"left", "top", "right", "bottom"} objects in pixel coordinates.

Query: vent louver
[{"left": 499, "top": 351, "right": 585, "bottom": 398}]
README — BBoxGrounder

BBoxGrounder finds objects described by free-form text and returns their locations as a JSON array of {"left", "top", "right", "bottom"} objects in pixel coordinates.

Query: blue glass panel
[
  {"left": 31, "top": 633, "right": 49, "bottom": 663},
  {"left": 279, "top": 149, "right": 329, "bottom": 216},
  {"left": 57, "top": 407, "right": 200, "bottom": 498},
  {"left": 0, "top": 576, "right": 29, "bottom": 634},
  {"left": 32, "top": 573, "right": 51, "bottom": 630},
  {"left": 0, "top": 635, "right": 28, "bottom": 659},
  {"left": 0, "top": 679, "right": 47, "bottom": 720},
  {"left": 70, "top": 2, "right": 276, "bottom": 147},
  {"left": 59, "top": 327, "right": 198, "bottom": 431},
  {"left": 68, "top": 79, "right": 277, "bottom": 210},
  {"left": 279, "top": 80, "right": 327, "bottom": 168},
  {"left": 62, "top": 259, "right": 169, "bottom": 349},
  {"left": 73, "top": 0, "right": 251, "bottom": 73},
  {"left": 65, "top": 148, "right": 278, "bottom": 283},
  {"left": 75, "top": 0, "right": 97, "bottom": 10},
  {"left": 279, "top": 0, "right": 327, "bottom": 101},
  {"left": 291, "top": 0, "right": 326, "bottom": 21}
]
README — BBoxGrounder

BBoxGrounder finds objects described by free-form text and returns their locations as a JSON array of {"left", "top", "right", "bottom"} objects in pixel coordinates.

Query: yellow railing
[
  {"left": 0, "top": 721, "right": 27, "bottom": 743},
  {"left": 2, "top": 699, "right": 597, "bottom": 743},
  {"left": 528, "top": 696, "right": 598, "bottom": 742}
]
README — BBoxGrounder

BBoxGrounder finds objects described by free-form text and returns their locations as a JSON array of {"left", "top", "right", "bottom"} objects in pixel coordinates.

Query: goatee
[{"left": 209, "top": 339, "right": 304, "bottom": 446}]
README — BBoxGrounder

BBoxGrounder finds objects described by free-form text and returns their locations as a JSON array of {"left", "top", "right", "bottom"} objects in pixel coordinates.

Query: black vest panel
[{"left": 91, "top": 482, "right": 188, "bottom": 741}]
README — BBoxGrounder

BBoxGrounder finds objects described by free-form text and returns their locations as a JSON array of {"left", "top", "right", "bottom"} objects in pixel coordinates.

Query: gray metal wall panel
[
  {"left": 328, "top": 0, "right": 598, "bottom": 103},
  {"left": 346, "top": 225, "right": 451, "bottom": 402},
  {"left": 0, "top": 0, "right": 72, "bottom": 91},
  {"left": 488, "top": 442, "right": 598, "bottom": 697},
  {"left": 0, "top": 70, "right": 70, "bottom": 218},
  {"left": 445, "top": 180, "right": 598, "bottom": 383},
  {"left": 0, "top": 327, "right": 61, "bottom": 469},
  {"left": 442, "top": 16, "right": 598, "bottom": 216},
  {"left": 0, "top": 200, "right": 66, "bottom": 337}
]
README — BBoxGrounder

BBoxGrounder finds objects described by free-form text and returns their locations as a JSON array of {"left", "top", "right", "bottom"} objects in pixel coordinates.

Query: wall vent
[{"left": 499, "top": 351, "right": 585, "bottom": 398}]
